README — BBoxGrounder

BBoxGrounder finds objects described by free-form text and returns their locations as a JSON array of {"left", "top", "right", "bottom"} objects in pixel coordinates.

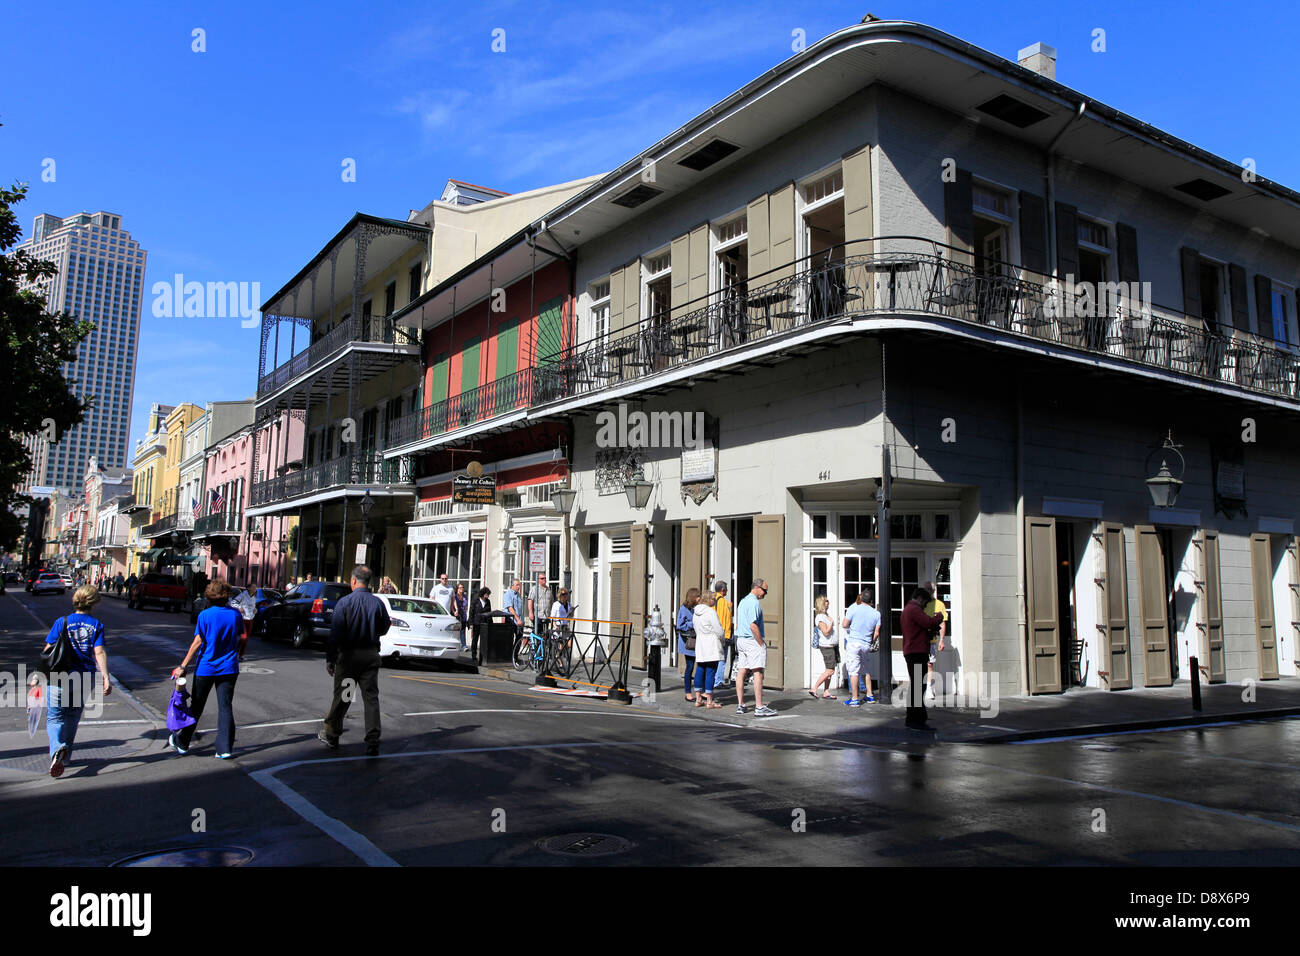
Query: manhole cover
[
  {"left": 112, "top": 846, "right": 254, "bottom": 867},
  {"left": 240, "top": 666, "right": 274, "bottom": 675},
  {"left": 537, "top": 833, "right": 633, "bottom": 858}
]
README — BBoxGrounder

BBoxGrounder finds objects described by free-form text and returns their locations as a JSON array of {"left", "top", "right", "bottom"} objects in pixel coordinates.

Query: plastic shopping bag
[
  {"left": 26, "top": 682, "right": 44, "bottom": 737},
  {"left": 166, "top": 681, "right": 197, "bottom": 734}
]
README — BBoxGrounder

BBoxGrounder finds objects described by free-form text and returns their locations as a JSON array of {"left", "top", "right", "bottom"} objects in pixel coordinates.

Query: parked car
[
  {"left": 3, "top": 570, "right": 21, "bottom": 585},
  {"left": 31, "top": 572, "right": 66, "bottom": 596},
  {"left": 377, "top": 594, "right": 463, "bottom": 665},
  {"left": 25, "top": 568, "right": 48, "bottom": 592},
  {"left": 128, "top": 572, "right": 186, "bottom": 612},
  {"left": 59, "top": 573, "right": 75, "bottom": 589},
  {"left": 257, "top": 580, "right": 351, "bottom": 648}
]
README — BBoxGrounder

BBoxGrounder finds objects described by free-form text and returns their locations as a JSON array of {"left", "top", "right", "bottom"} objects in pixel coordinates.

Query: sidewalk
[{"left": 472, "top": 659, "right": 1300, "bottom": 743}]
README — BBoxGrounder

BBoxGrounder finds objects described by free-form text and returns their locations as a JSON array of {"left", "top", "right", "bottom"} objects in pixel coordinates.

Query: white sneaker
[{"left": 925, "top": 687, "right": 937, "bottom": 703}]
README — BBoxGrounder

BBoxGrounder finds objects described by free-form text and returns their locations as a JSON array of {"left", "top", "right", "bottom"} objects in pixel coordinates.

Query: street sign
[
  {"left": 355, "top": 543, "right": 367, "bottom": 563},
  {"left": 529, "top": 542, "right": 546, "bottom": 572}
]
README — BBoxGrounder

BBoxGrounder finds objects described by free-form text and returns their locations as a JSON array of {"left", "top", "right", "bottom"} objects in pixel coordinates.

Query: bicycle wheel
[
  {"left": 511, "top": 635, "right": 534, "bottom": 671},
  {"left": 548, "top": 638, "right": 572, "bottom": 677}
]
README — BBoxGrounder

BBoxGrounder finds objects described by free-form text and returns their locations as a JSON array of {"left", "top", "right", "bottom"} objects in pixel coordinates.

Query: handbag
[
  {"left": 680, "top": 627, "right": 697, "bottom": 652},
  {"left": 39, "top": 618, "right": 80, "bottom": 677}
]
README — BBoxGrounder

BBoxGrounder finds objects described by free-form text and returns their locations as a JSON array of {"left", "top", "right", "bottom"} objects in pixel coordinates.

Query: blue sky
[{"left": 1, "top": 0, "right": 1295, "bottom": 460}]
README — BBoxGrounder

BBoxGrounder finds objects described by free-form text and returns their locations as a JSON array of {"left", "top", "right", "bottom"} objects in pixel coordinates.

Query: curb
[{"left": 983, "top": 706, "right": 1300, "bottom": 743}]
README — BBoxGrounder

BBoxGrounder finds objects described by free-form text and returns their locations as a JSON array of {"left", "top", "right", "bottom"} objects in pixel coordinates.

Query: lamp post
[{"left": 359, "top": 490, "right": 375, "bottom": 566}]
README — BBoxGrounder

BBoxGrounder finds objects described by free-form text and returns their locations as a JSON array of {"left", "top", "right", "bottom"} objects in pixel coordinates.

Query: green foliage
[{"left": 0, "top": 180, "right": 96, "bottom": 550}]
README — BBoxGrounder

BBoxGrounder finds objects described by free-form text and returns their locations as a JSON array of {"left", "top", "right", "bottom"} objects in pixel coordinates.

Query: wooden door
[
  {"left": 628, "top": 524, "right": 648, "bottom": 669},
  {"left": 754, "top": 514, "right": 785, "bottom": 686},
  {"left": 1135, "top": 525, "right": 1172, "bottom": 686},
  {"left": 1101, "top": 523, "right": 1132, "bottom": 689},
  {"left": 1250, "top": 533, "right": 1280, "bottom": 679},
  {"left": 1026, "top": 515, "right": 1061, "bottom": 693},
  {"left": 1199, "top": 531, "right": 1226, "bottom": 682}
]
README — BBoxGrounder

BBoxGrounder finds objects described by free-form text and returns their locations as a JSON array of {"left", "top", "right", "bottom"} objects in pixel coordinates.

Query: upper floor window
[
  {"left": 973, "top": 182, "right": 1014, "bottom": 277},
  {"left": 1271, "top": 283, "right": 1295, "bottom": 347},
  {"left": 802, "top": 169, "right": 843, "bottom": 210},
  {"left": 409, "top": 262, "right": 422, "bottom": 303},
  {"left": 643, "top": 252, "right": 671, "bottom": 323},
  {"left": 1076, "top": 217, "right": 1113, "bottom": 287},
  {"left": 589, "top": 279, "right": 610, "bottom": 344}
]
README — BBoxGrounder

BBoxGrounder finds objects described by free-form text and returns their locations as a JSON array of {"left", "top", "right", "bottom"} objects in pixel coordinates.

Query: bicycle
[{"left": 511, "top": 623, "right": 573, "bottom": 677}]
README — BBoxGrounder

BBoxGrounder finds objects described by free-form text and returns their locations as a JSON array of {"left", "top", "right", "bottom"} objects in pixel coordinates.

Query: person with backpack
[{"left": 35, "top": 584, "right": 112, "bottom": 777}]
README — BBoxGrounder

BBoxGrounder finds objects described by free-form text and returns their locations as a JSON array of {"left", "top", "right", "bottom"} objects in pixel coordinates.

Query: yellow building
[
  {"left": 157, "top": 403, "right": 203, "bottom": 524},
  {"left": 125, "top": 403, "right": 172, "bottom": 575}
]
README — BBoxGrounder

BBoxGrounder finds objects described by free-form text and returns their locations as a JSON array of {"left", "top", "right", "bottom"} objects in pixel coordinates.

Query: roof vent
[
  {"left": 1017, "top": 42, "right": 1057, "bottom": 80},
  {"left": 1173, "top": 178, "right": 1231, "bottom": 202},
  {"left": 677, "top": 139, "right": 741, "bottom": 172},
  {"left": 975, "top": 94, "right": 1050, "bottom": 129},
  {"left": 610, "top": 184, "right": 664, "bottom": 209}
]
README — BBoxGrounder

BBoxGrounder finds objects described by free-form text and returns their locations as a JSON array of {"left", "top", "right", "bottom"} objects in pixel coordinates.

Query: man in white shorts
[
  {"left": 841, "top": 589, "right": 882, "bottom": 706},
  {"left": 734, "top": 578, "right": 776, "bottom": 717}
]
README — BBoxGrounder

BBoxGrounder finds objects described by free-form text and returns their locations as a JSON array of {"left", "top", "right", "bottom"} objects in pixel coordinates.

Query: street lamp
[
  {"left": 1145, "top": 431, "right": 1185, "bottom": 508},
  {"left": 551, "top": 485, "right": 578, "bottom": 514},
  {"left": 624, "top": 478, "right": 653, "bottom": 509},
  {"left": 359, "top": 490, "right": 375, "bottom": 564}
]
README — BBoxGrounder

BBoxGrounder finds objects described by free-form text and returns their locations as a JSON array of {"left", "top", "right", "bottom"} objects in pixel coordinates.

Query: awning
[
  {"left": 174, "top": 555, "right": 203, "bottom": 566},
  {"left": 140, "top": 548, "right": 162, "bottom": 560}
]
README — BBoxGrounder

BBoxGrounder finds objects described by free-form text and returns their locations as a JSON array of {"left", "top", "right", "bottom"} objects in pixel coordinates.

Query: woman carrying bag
[
  {"left": 35, "top": 584, "right": 112, "bottom": 778},
  {"left": 692, "top": 589, "right": 725, "bottom": 708},
  {"left": 171, "top": 578, "right": 246, "bottom": 758},
  {"left": 676, "top": 588, "right": 700, "bottom": 701}
]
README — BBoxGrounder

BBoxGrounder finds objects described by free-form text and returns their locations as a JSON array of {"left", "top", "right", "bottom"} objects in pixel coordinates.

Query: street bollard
[{"left": 1190, "top": 655, "right": 1202, "bottom": 712}]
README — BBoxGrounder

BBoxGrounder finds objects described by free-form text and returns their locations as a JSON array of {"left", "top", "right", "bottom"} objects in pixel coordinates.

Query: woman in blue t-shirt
[
  {"left": 171, "top": 578, "right": 246, "bottom": 758},
  {"left": 37, "top": 585, "right": 112, "bottom": 778}
]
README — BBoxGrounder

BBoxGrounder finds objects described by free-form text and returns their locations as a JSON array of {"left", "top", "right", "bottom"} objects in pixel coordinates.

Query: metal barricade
[{"left": 538, "top": 618, "right": 633, "bottom": 704}]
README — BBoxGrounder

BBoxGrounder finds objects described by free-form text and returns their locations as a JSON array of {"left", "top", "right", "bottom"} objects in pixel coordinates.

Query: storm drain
[
  {"left": 112, "top": 846, "right": 254, "bottom": 867},
  {"left": 537, "top": 833, "right": 633, "bottom": 858}
]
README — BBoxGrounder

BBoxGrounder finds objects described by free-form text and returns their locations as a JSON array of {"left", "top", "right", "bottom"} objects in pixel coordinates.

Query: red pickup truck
[{"left": 128, "top": 572, "right": 187, "bottom": 613}]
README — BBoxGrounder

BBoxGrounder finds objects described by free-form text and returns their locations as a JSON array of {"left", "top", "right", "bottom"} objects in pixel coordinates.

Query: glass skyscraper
[{"left": 17, "top": 211, "right": 146, "bottom": 491}]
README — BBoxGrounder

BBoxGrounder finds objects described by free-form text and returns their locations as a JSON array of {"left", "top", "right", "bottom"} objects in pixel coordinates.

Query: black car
[
  {"left": 190, "top": 587, "right": 284, "bottom": 627},
  {"left": 257, "top": 581, "right": 351, "bottom": 648}
]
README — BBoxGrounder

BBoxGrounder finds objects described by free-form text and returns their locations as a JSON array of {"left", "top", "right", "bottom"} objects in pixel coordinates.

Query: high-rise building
[{"left": 16, "top": 210, "right": 147, "bottom": 490}]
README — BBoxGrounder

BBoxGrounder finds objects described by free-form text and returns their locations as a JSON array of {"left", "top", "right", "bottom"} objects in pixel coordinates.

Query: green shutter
[
  {"left": 429, "top": 354, "right": 449, "bottom": 403},
  {"left": 538, "top": 296, "right": 564, "bottom": 365},
  {"left": 495, "top": 318, "right": 519, "bottom": 380},
  {"left": 460, "top": 339, "right": 480, "bottom": 393}
]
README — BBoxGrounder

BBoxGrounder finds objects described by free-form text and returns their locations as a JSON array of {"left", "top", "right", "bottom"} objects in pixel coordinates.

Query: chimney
[{"left": 1017, "top": 42, "right": 1057, "bottom": 80}]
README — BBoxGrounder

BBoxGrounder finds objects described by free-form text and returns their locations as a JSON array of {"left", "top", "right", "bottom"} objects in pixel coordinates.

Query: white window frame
[
  {"left": 642, "top": 249, "right": 671, "bottom": 328},
  {"left": 588, "top": 278, "right": 611, "bottom": 347}
]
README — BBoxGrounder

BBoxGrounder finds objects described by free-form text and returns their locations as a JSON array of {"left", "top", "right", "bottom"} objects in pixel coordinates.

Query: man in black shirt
[{"left": 319, "top": 565, "right": 390, "bottom": 755}]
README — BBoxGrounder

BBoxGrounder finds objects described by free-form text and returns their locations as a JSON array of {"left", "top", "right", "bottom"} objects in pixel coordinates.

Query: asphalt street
[{"left": 2, "top": 588, "right": 1299, "bottom": 866}]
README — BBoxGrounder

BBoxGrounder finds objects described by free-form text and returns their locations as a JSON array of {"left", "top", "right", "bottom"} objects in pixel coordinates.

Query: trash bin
[{"left": 481, "top": 618, "right": 521, "bottom": 666}]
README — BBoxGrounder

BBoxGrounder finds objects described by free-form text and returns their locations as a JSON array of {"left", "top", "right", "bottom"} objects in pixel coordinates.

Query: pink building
[{"left": 197, "top": 411, "right": 304, "bottom": 589}]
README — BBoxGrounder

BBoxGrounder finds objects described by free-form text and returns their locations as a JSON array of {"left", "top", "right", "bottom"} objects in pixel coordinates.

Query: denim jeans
[
  {"left": 178, "top": 674, "right": 238, "bottom": 754},
  {"left": 682, "top": 654, "right": 696, "bottom": 693},
  {"left": 46, "top": 678, "right": 89, "bottom": 759},
  {"left": 694, "top": 661, "right": 718, "bottom": 695}
]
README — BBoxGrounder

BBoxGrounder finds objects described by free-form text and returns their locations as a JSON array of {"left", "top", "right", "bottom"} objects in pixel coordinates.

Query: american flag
[
  {"left": 209, "top": 488, "right": 224, "bottom": 514},
  {"left": 191, "top": 497, "right": 201, "bottom": 518}
]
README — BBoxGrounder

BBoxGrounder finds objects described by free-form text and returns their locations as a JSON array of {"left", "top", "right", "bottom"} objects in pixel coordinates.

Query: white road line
[
  {"left": 401, "top": 708, "right": 682, "bottom": 721},
  {"left": 78, "top": 719, "right": 152, "bottom": 725}
]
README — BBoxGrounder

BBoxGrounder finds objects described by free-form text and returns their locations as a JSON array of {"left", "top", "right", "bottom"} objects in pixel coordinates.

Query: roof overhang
[
  {"left": 531, "top": 20, "right": 1300, "bottom": 253},
  {"left": 393, "top": 230, "right": 570, "bottom": 331},
  {"left": 261, "top": 213, "right": 430, "bottom": 319}
]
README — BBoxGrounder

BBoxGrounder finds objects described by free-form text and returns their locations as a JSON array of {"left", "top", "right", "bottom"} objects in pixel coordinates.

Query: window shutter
[
  {"left": 1250, "top": 533, "right": 1280, "bottom": 679},
  {"left": 459, "top": 338, "right": 480, "bottom": 393},
  {"left": 623, "top": 259, "right": 642, "bottom": 331},
  {"left": 943, "top": 168, "right": 974, "bottom": 265},
  {"left": 629, "top": 524, "right": 648, "bottom": 669},
  {"left": 769, "top": 183, "right": 796, "bottom": 282},
  {"left": 1254, "top": 274, "right": 1273, "bottom": 338},
  {"left": 843, "top": 145, "right": 873, "bottom": 250},
  {"left": 1054, "top": 202, "right": 1079, "bottom": 280},
  {"left": 754, "top": 514, "right": 785, "bottom": 687},
  {"left": 1018, "top": 191, "right": 1048, "bottom": 275},
  {"left": 688, "top": 225, "right": 709, "bottom": 303},
  {"left": 670, "top": 233, "right": 690, "bottom": 319},
  {"left": 746, "top": 194, "right": 769, "bottom": 279},
  {"left": 1200, "top": 531, "right": 1225, "bottom": 683},
  {"left": 1135, "top": 525, "right": 1172, "bottom": 687},
  {"left": 608, "top": 266, "right": 626, "bottom": 334},
  {"left": 1025, "top": 515, "right": 1061, "bottom": 694},
  {"left": 1179, "top": 247, "right": 1201, "bottom": 319},
  {"left": 1116, "top": 223, "right": 1140, "bottom": 285},
  {"left": 1229, "top": 264, "right": 1250, "bottom": 332},
  {"left": 1102, "top": 523, "right": 1132, "bottom": 690}
]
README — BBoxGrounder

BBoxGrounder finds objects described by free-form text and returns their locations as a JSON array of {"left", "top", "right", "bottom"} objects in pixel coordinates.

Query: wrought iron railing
[
  {"left": 257, "top": 313, "right": 420, "bottom": 398},
  {"left": 528, "top": 237, "right": 1300, "bottom": 405},
  {"left": 249, "top": 452, "right": 414, "bottom": 507},
  {"left": 388, "top": 367, "right": 535, "bottom": 448},
  {"left": 193, "top": 512, "right": 244, "bottom": 536},
  {"left": 142, "top": 509, "right": 178, "bottom": 539},
  {"left": 90, "top": 533, "right": 128, "bottom": 548}
]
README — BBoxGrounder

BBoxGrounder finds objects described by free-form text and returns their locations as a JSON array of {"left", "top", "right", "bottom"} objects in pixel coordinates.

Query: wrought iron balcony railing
[
  {"left": 249, "top": 452, "right": 414, "bottom": 507},
  {"left": 142, "top": 509, "right": 179, "bottom": 539},
  {"left": 529, "top": 238, "right": 1300, "bottom": 406},
  {"left": 257, "top": 313, "right": 420, "bottom": 399},
  {"left": 193, "top": 512, "right": 245, "bottom": 537},
  {"left": 90, "top": 533, "right": 128, "bottom": 548},
  {"left": 388, "top": 367, "right": 534, "bottom": 449}
]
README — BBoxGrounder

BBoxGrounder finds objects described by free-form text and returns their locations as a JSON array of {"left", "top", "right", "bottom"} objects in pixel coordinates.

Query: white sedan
[
  {"left": 32, "top": 573, "right": 67, "bottom": 595},
  {"left": 377, "top": 594, "right": 463, "bottom": 664}
]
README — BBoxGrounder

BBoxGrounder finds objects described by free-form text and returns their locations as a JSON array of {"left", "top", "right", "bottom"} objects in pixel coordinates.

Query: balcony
[
  {"left": 142, "top": 510, "right": 178, "bottom": 539},
  {"left": 90, "top": 533, "right": 128, "bottom": 549},
  {"left": 386, "top": 366, "right": 535, "bottom": 454},
  {"left": 193, "top": 512, "right": 245, "bottom": 538},
  {"left": 248, "top": 452, "right": 414, "bottom": 509},
  {"left": 529, "top": 239, "right": 1300, "bottom": 409},
  {"left": 256, "top": 313, "right": 420, "bottom": 401}
]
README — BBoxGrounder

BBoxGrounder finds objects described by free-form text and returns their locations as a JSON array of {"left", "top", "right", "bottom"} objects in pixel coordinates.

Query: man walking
[
  {"left": 901, "top": 585, "right": 947, "bottom": 730},
  {"left": 841, "top": 589, "right": 882, "bottom": 706},
  {"left": 319, "top": 565, "right": 390, "bottom": 755},
  {"left": 734, "top": 578, "right": 777, "bottom": 717},
  {"left": 712, "top": 581, "right": 733, "bottom": 687}
]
